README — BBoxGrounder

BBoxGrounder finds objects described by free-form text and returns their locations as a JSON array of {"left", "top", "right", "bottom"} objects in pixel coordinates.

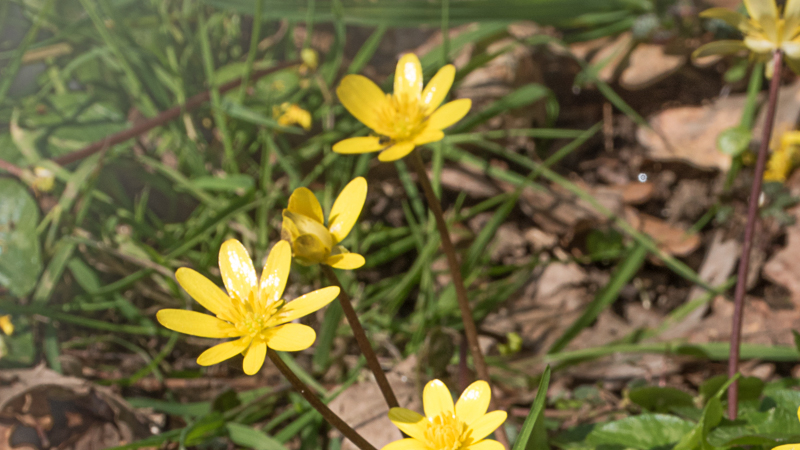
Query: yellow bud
[
  {"left": 0, "top": 315, "right": 13, "bottom": 336},
  {"left": 300, "top": 48, "right": 319, "bottom": 71}
]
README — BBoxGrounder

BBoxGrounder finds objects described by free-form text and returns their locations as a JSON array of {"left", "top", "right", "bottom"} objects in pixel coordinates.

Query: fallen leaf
[
  {"left": 763, "top": 205, "right": 800, "bottom": 307},
  {"left": 620, "top": 44, "right": 686, "bottom": 91},
  {"left": 625, "top": 208, "right": 701, "bottom": 256}
]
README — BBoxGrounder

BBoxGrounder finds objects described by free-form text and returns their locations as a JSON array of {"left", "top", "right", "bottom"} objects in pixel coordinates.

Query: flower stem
[
  {"left": 408, "top": 149, "right": 509, "bottom": 447},
  {"left": 409, "top": 149, "right": 487, "bottom": 380},
  {"left": 728, "top": 50, "right": 783, "bottom": 420},
  {"left": 267, "top": 349, "right": 377, "bottom": 450},
  {"left": 321, "top": 265, "right": 399, "bottom": 409}
]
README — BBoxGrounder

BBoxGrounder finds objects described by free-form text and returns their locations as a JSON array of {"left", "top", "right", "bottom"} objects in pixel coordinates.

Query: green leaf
[
  {"left": 717, "top": 126, "right": 752, "bottom": 157},
  {"left": 0, "top": 179, "right": 42, "bottom": 296},
  {"left": 513, "top": 365, "right": 551, "bottom": 450},
  {"left": 226, "top": 423, "right": 287, "bottom": 450},
  {"left": 586, "top": 414, "right": 695, "bottom": 450},
  {"left": 628, "top": 386, "right": 695, "bottom": 414},
  {"left": 699, "top": 375, "right": 763, "bottom": 403}
]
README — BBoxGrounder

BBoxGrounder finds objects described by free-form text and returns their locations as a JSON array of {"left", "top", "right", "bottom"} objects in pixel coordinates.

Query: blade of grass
[{"left": 513, "top": 365, "right": 551, "bottom": 450}]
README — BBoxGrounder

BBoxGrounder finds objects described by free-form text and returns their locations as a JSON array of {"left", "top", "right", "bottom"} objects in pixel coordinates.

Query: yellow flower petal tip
[
  {"left": 694, "top": 0, "right": 800, "bottom": 75},
  {"left": 764, "top": 129, "right": 800, "bottom": 182},
  {"left": 334, "top": 53, "right": 471, "bottom": 162},
  {"left": 281, "top": 178, "right": 368, "bottom": 268},
  {"left": 157, "top": 239, "right": 334, "bottom": 375},
  {"left": 0, "top": 315, "right": 14, "bottom": 336},
  {"left": 382, "top": 379, "right": 506, "bottom": 450}
]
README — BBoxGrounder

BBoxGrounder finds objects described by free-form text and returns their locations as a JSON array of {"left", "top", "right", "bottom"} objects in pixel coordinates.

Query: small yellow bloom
[
  {"left": 383, "top": 379, "right": 507, "bottom": 450},
  {"left": 0, "top": 315, "right": 13, "bottom": 336},
  {"left": 772, "top": 406, "right": 800, "bottom": 450},
  {"left": 765, "top": 130, "right": 800, "bottom": 181},
  {"left": 274, "top": 102, "right": 312, "bottom": 130},
  {"left": 156, "top": 239, "right": 339, "bottom": 375},
  {"left": 333, "top": 53, "right": 471, "bottom": 162},
  {"left": 281, "top": 177, "right": 367, "bottom": 269},
  {"left": 694, "top": 0, "right": 800, "bottom": 74}
]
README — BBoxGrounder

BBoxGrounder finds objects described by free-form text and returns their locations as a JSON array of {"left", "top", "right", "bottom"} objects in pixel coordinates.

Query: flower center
[
  {"left": 230, "top": 292, "right": 286, "bottom": 339},
  {"left": 376, "top": 92, "right": 427, "bottom": 142},
  {"left": 424, "top": 413, "right": 468, "bottom": 450}
]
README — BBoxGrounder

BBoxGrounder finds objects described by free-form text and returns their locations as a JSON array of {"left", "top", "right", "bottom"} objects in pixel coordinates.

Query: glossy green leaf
[
  {"left": 586, "top": 414, "right": 695, "bottom": 450},
  {"left": 0, "top": 179, "right": 42, "bottom": 297}
]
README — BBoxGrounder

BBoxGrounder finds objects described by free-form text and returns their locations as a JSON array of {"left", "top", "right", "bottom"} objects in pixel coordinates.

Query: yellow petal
[
  {"left": 326, "top": 252, "right": 366, "bottom": 270},
  {"left": 786, "top": 0, "right": 800, "bottom": 37},
  {"left": 413, "top": 129, "right": 445, "bottom": 146},
  {"left": 243, "top": 340, "right": 267, "bottom": 375},
  {"left": 175, "top": 268, "right": 234, "bottom": 321},
  {"left": 260, "top": 241, "right": 291, "bottom": 306},
  {"left": 797, "top": 405, "right": 800, "bottom": 422},
  {"left": 288, "top": 187, "right": 325, "bottom": 224},
  {"left": 464, "top": 440, "right": 505, "bottom": 450},
  {"left": 465, "top": 410, "right": 507, "bottom": 443},
  {"left": 784, "top": 40, "right": 800, "bottom": 59},
  {"left": 265, "top": 323, "right": 316, "bottom": 351},
  {"left": 278, "top": 286, "right": 340, "bottom": 324},
  {"left": 329, "top": 177, "right": 367, "bottom": 243},
  {"left": 281, "top": 212, "right": 301, "bottom": 242},
  {"left": 422, "top": 64, "right": 456, "bottom": 115},
  {"left": 691, "top": 40, "right": 748, "bottom": 59},
  {"left": 219, "top": 239, "right": 257, "bottom": 303},
  {"left": 378, "top": 142, "right": 416, "bottom": 162},
  {"left": 156, "top": 309, "right": 239, "bottom": 338},
  {"left": 381, "top": 438, "right": 428, "bottom": 450},
  {"left": 423, "top": 379, "right": 455, "bottom": 418},
  {"left": 284, "top": 211, "right": 334, "bottom": 251},
  {"left": 745, "top": 35, "right": 778, "bottom": 54},
  {"left": 0, "top": 315, "right": 14, "bottom": 335},
  {"left": 197, "top": 336, "right": 250, "bottom": 366},
  {"left": 333, "top": 136, "right": 385, "bottom": 154},
  {"left": 394, "top": 53, "right": 423, "bottom": 99},
  {"left": 427, "top": 99, "right": 471, "bottom": 131},
  {"left": 699, "top": 8, "right": 750, "bottom": 32},
  {"left": 744, "top": 0, "right": 778, "bottom": 40},
  {"left": 337, "top": 75, "right": 389, "bottom": 131},
  {"left": 293, "top": 234, "right": 331, "bottom": 266},
  {"left": 455, "top": 380, "right": 491, "bottom": 425},
  {"left": 387, "top": 408, "right": 427, "bottom": 441}
]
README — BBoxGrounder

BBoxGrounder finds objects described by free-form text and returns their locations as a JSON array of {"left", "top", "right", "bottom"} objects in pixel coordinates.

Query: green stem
[
  {"left": 321, "top": 265, "right": 399, "bottom": 409},
  {"left": 267, "top": 349, "right": 376, "bottom": 450}
]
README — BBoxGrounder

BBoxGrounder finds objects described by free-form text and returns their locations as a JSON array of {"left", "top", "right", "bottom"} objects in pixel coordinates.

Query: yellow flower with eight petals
[
  {"left": 281, "top": 177, "right": 367, "bottom": 269},
  {"left": 772, "top": 406, "right": 800, "bottom": 450},
  {"left": 383, "top": 379, "right": 507, "bottom": 450},
  {"left": 333, "top": 53, "right": 471, "bottom": 162},
  {"left": 156, "top": 239, "right": 339, "bottom": 375},
  {"left": 694, "top": 0, "right": 800, "bottom": 74}
]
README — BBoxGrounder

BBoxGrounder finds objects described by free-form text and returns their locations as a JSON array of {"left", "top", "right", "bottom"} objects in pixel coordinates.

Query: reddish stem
[{"left": 727, "top": 50, "right": 783, "bottom": 419}]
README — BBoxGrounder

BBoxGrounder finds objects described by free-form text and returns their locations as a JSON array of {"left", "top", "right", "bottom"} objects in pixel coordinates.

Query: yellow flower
[
  {"left": 694, "top": 0, "right": 800, "bottom": 74},
  {"left": 274, "top": 102, "right": 312, "bottom": 130},
  {"left": 333, "top": 53, "right": 471, "bottom": 162},
  {"left": 383, "top": 379, "right": 507, "bottom": 450},
  {"left": 0, "top": 315, "right": 13, "bottom": 336},
  {"left": 765, "top": 130, "right": 800, "bottom": 181},
  {"left": 281, "top": 177, "right": 367, "bottom": 269},
  {"left": 772, "top": 406, "right": 800, "bottom": 450},
  {"left": 156, "top": 239, "right": 339, "bottom": 375}
]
